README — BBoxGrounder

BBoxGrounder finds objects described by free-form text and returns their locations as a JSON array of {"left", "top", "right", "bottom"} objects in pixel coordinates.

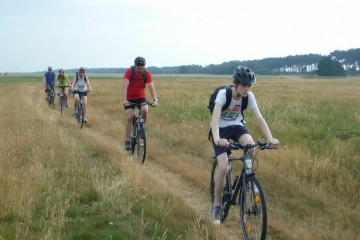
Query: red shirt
[{"left": 124, "top": 68, "right": 152, "bottom": 100}]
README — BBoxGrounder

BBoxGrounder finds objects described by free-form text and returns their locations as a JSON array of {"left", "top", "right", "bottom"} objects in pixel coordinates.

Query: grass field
[{"left": 0, "top": 74, "right": 359, "bottom": 239}]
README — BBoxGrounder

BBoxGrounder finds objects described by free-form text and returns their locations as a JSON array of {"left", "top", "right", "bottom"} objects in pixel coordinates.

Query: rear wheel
[
  {"left": 240, "top": 176, "right": 267, "bottom": 240},
  {"left": 137, "top": 126, "right": 146, "bottom": 164}
]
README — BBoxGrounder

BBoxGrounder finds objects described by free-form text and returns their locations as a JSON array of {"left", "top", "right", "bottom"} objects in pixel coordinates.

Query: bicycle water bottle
[{"left": 245, "top": 159, "right": 252, "bottom": 174}]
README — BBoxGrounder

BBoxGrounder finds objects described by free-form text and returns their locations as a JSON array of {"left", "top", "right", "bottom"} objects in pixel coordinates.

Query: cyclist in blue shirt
[{"left": 44, "top": 66, "right": 56, "bottom": 100}]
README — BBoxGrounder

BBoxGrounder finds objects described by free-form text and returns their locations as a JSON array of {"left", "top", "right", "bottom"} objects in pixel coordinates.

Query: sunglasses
[
  {"left": 79, "top": 71, "right": 85, "bottom": 73},
  {"left": 136, "top": 64, "right": 145, "bottom": 67}
]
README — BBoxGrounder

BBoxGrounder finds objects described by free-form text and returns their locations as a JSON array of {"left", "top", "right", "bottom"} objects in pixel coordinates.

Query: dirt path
[{"left": 34, "top": 84, "right": 244, "bottom": 240}]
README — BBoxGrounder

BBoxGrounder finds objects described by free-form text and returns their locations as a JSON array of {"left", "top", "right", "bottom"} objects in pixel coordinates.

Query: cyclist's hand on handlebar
[
  {"left": 151, "top": 101, "right": 159, "bottom": 107},
  {"left": 267, "top": 138, "right": 280, "bottom": 149},
  {"left": 216, "top": 139, "right": 229, "bottom": 148}
]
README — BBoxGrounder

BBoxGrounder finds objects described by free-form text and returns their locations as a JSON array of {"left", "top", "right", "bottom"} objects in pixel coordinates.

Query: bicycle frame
[{"left": 128, "top": 102, "right": 153, "bottom": 164}]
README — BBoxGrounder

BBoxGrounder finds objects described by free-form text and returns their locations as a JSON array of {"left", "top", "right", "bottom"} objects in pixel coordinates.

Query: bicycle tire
[
  {"left": 77, "top": 104, "right": 84, "bottom": 128},
  {"left": 60, "top": 96, "right": 65, "bottom": 115},
  {"left": 137, "top": 125, "right": 146, "bottom": 164},
  {"left": 240, "top": 176, "right": 267, "bottom": 240},
  {"left": 209, "top": 159, "right": 231, "bottom": 221},
  {"left": 130, "top": 116, "right": 137, "bottom": 155},
  {"left": 49, "top": 92, "right": 55, "bottom": 109}
]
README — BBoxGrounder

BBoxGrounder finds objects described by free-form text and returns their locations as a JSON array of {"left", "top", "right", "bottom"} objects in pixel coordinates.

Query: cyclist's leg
[
  {"left": 73, "top": 92, "right": 79, "bottom": 115},
  {"left": 82, "top": 95, "right": 88, "bottom": 117},
  {"left": 239, "top": 133, "right": 256, "bottom": 159},
  {"left": 214, "top": 153, "right": 229, "bottom": 207},
  {"left": 124, "top": 107, "right": 135, "bottom": 139},
  {"left": 140, "top": 103, "right": 149, "bottom": 123}
]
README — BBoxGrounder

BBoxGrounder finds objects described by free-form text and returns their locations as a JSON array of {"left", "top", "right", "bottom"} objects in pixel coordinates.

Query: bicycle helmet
[
  {"left": 134, "top": 56, "right": 146, "bottom": 66},
  {"left": 48, "top": 66, "right": 52, "bottom": 70},
  {"left": 79, "top": 67, "right": 86, "bottom": 72},
  {"left": 233, "top": 66, "right": 256, "bottom": 85}
]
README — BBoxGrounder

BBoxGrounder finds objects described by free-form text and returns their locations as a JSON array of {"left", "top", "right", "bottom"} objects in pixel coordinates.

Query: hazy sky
[{"left": 1, "top": 0, "right": 358, "bottom": 72}]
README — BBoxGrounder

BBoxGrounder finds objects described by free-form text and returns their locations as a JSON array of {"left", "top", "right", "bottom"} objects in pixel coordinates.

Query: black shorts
[
  {"left": 124, "top": 98, "right": 147, "bottom": 110},
  {"left": 212, "top": 125, "right": 249, "bottom": 157},
  {"left": 73, "top": 91, "right": 87, "bottom": 97}
]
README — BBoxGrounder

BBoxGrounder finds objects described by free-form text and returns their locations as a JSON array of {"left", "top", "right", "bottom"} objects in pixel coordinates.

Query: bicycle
[
  {"left": 55, "top": 86, "right": 70, "bottom": 115},
  {"left": 210, "top": 141, "right": 276, "bottom": 240},
  {"left": 46, "top": 85, "right": 55, "bottom": 109},
  {"left": 74, "top": 92, "right": 88, "bottom": 129},
  {"left": 128, "top": 102, "right": 154, "bottom": 164}
]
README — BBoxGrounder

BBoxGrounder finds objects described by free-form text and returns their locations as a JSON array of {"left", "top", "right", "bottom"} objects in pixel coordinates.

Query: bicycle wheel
[
  {"left": 77, "top": 105, "right": 84, "bottom": 128},
  {"left": 209, "top": 159, "right": 231, "bottom": 221},
  {"left": 49, "top": 92, "right": 55, "bottom": 109},
  {"left": 137, "top": 125, "right": 146, "bottom": 164},
  {"left": 60, "top": 96, "right": 65, "bottom": 115},
  {"left": 240, "top": 176, "right": 267, "bottom": 240},
  {"left": 130, "top": 117, "right": 137, "bottom": 155}
]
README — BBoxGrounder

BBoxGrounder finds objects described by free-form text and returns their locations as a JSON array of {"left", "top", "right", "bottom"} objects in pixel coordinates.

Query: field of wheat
[{"left": 0, "top": 74, "right": 359, "bottom": 239}]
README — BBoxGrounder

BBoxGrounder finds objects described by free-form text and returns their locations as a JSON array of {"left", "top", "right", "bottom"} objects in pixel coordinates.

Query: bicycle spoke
[
  {"left": 137, "top": 126, "right": 146, "bottom": 164},
  {"left": 240, "top": 176, "right": 267, "bottom": 240}
]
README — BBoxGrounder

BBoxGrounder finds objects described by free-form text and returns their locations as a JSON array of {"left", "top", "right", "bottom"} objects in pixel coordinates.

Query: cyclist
[
  {"left": 56, "top": 68, "right": 70, "bottom": 109},
  {"left": 122, "top": 56, "right": 158, "bottom": 151},
  {"left": 71, "top": 67, "right": 92, "bottom": 123},
  {"left": 44, "top": 66, "right": 56, "bottom": 101},
  {"left": 210, "top": 66, "right": 279, "bottom": 224}
]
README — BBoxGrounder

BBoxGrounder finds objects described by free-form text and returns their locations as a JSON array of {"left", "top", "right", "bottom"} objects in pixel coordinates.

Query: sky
[{"left": 0, "top": 0, "right": 359, "bottom": 72}]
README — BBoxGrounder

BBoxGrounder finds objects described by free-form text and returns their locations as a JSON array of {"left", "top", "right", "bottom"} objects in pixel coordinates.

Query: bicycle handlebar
[
  {"left": 55, "top": 85, "right": 71, "bottom": 88},
  {"left": 229, "top": 141, "right": 277, "bottom": 151},
  {"left": 126, "top": 102, "right": 156, "bottom": 107}
]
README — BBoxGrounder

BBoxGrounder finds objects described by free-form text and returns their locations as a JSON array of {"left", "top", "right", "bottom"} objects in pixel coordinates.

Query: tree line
[{"left": 65, "top": 48, "right": 360, "bottom": 76}]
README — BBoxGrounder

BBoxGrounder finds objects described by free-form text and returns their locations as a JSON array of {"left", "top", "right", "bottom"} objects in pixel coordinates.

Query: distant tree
[{"left": 316, "top": 57, "right": 345, "bottom": 76}]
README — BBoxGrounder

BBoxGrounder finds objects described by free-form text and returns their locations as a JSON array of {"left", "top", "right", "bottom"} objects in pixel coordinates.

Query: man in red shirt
[{"left": 123, "top": 56, "right": 159, "bottom": 150}]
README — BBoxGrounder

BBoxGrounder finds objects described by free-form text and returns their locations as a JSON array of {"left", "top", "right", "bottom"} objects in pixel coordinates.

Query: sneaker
[
  {"left": 72, "top": 111, "right": 77, "bottom": 117},
  {"left": 210, "top": 204, "right": 221, "bottom": 225},
  {"left": 124, "top": 139, "right": 131, "bottom": 151},
  {"left": 83, "top": 118, "right": 87, "bottom": 123}
]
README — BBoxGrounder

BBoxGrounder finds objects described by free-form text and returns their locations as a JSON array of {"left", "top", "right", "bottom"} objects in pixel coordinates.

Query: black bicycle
[
  {"left": 210, "top": 141, "right": 276, "bottom": 240},
  {"left": 55, "top": 86, "right": 70, "bottom": 115},
  {"left": 75, "top": 94, "right": 87, "bottom": 129},
  {"left": 128, "top": 102, "right": 154, "bottom": 164},
  {"left": 46, "top": 85, "right": 55, "bottom": 109}
]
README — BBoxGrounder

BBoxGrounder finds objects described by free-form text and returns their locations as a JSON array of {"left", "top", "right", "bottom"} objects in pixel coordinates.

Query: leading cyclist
[{"left": 209, "top": 66, "right": 279, "bottom": 224}]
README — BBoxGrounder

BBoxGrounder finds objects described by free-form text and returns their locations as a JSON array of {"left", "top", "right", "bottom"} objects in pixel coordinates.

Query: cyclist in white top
[
  {"left": 210, "top": 66, "right": 279, "bottom": 224},
  {"left": 71, "top": 67, "right": 92, "bottom": 123}
]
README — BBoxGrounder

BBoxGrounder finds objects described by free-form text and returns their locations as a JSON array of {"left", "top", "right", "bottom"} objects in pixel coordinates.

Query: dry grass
[{"left": 0, "top": 74, "right": 359, "bottom": 239}]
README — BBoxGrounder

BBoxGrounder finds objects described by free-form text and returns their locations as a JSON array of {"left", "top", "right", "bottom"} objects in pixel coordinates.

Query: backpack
[
  {"left": 129, "top": 66, "right": 147, "bottom": 83},
  {"left": 207, "top": 85, "right": 248, "bottom": 140}
]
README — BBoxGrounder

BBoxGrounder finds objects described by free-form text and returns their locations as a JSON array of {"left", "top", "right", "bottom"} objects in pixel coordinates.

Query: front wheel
[
  {"left": 60, "top": 96, "right": 65, "bottom": 115},
  {"left": 240, "top": 176, "right": 267, "bottom": 240},
  {"left": 137, "top": 125, "right": 146, "bottom": 164},
  {"left": 77, "top": 104, "right": 84, "bottom": 128}
]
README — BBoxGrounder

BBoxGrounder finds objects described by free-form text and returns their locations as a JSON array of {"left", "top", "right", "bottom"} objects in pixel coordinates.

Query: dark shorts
[
  {"left": 124, "top": 97, "right": 147, "bottom": 110},
  {"left": 212, "top": 125, "right": 249, "bottom": 157},
  {"left": 73, "top": 91, "right": 87, "bottom": 97}
]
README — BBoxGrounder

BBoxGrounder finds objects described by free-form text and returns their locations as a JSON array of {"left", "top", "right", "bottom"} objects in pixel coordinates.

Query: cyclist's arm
[
  {"left": 86, "top": 77, "right": 92, "bottom": 92},
  {"left": 147, "top": 82, "right": 158, "bottom": 105},
  {"left": 252, "top": 107, "right": 279, "bottom": 145},
  {"left": 122, "top": 77, "right": 130, "bottom": 105},
  {"left": 210, "top": 102, "right": 228, "bottom": 147},
  {"left": 70, "top": 76, "right": 76, "bottom": 89}
]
